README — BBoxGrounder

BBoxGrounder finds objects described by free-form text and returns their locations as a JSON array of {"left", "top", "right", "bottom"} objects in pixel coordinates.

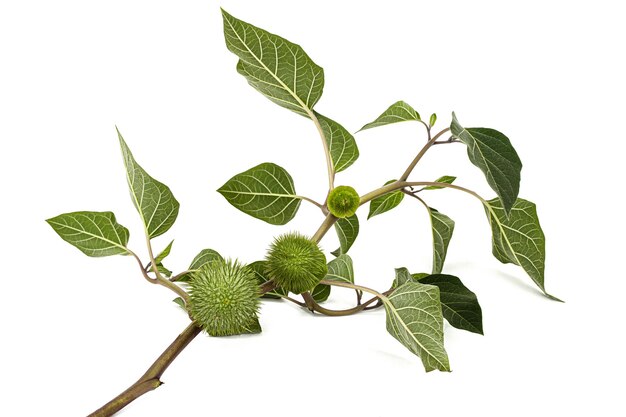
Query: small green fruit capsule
[
  {"left": 265, "top": 232, "right": 327, "bottom": 294},
  {"left": 189, "top": 259, "right": 260, "bottom": 337},
  {"left": 327, "top": 185, "right": 360, "bottom": 218}
]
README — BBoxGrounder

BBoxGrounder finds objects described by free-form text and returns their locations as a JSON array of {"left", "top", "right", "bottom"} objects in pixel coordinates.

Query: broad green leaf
[
  {"left": 324, "top": 255, "right": 354, "bottom": 284},
  {"left": 384, "top": 281, "right": 450, "bottom": 372},
  {"left": 331, "top": 214, "right": 359, "bottom": 257},
  {"left": 154, "top": 240, "right": 174, "bottom": 263},
  {"left": 249, "top": 260, "right": 288, "bottom": 299},
  {"left": 218, "top": 163, "right": 301, "bottom": 225},
  {"left": 315, "top": 112, "right": 359, "bottom": 172},
  {"left": 423, "top": 176, "right": 456, "bottom": 190},
  {"left": 222, "top": 9, "right": 324, "bottom": 118},
  {"left": 312, "top": 253, "right": 358, "bottom": 303},
  {"left": 358, "top": 101, "right": 421, "bottom": 131},
  {"left": 450, "top": 113, "right": 521, "bottom": 214},
  {"left": 428, "top": 208, "right": 455, "bottom": 274},
  {"left": 411, "top": 273, "right": 430, "bottom": 280},
  {"left": 118, "top": 129, "right": 179, "bottom": 238},
  {"left": 417, "top": 274, "right": 483, "bottom": 335},
  {"left": 177, "top": 249, "right": 224, "bottom": 282},
  {"left": 46, "top": 211, "right": 129, "bottom": 257},
  {"left": 368, "top": 180, "right": 404, "bottom": 219},
  {"left": 311, "top": 283, "right": 331, "bottom": 303},
  {"left": 484, "top": 198, "right": 558, "bottom": 300},
  {"left": 189, "top": 249, "right": 223, "bottom": 271},
  {"left": 392, "top": 267, "right": 413, "bottom": 288}
]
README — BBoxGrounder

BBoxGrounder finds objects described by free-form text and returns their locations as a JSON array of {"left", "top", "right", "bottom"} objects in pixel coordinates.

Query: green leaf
[
  {"left": 156, "top": 264, "right": 172, "bottom": 278},
  {"left": 325, "top": 255, "right": 354, "bottom": 284},
  {"left": 311, "top": 283, "right": 331, "bottom": 303},
  {"left": 428, "top": 208, "right": 455, "bottom": 274},
  {"left": 189, "top": 249, "right": 223, "bottom": 271},
  {"left": 450, "top": 113, "right": 521, "bottom": 214},
  {"left": 412, "top": 273, "right": 430, "bottom": 280},
  {"left": 117, "top": 129, "right": 180, "bottom": 238},
  {"left": 177, "top": 249, "right": 224, "bottom": 282},
  {"left": 172, "top": 297, "right": 186, "bottom": 310},
  {"left": 154, "top": 240, "right": 174, "bottom": 263},
  {"left": 218, "top": 163, "right": 302, "bottom": 225},
  {"left": 423, "top": 176, "right": 456, "bottom": 190},
  {"left": 248, "top": 260, "right": 288, "bottom": 299},
  {"left": 384, "top": 281, "right": 450, "bottom": 372},
  {"left": 331, "top": 214, "right": 359, "bottom": 257},
  {"left": 358, "top": 101, "right": 421, "bottom": 131},
  {"left": 315, "top": 112, "right": 359, "bottom": 172},
  {"left": 46, "top": 211, "right": 130, "bottom": 257},
  {"left": 368, "top": 180, "right": 404, "bottom": 219},
  {"left": 392, "top": 267, "right": 413, "bottom": 288},
  {"left": 429, "top": 113, "right": 437, "bottom": 127},
  {"left": 417, "top": 274, "right": 483, "bottom": 335},
  {"left": 221, "top": 9, "right": 324, "bottom": 119},
  {"left": 246, "top": 318, "right": 262, "bottom": 334},
  {"left": 484, "top": 198, "right": 558, "bottom": 300}
]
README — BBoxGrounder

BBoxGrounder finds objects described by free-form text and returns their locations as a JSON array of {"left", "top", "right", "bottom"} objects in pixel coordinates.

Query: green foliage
[
  {"left": 450, "top": 114, "right": 521, "bottom": 214},
  {"left": 176, "top": 249, "right": 224, "bottom": 282},
  {"left": 368, "top": 180, "right": 404, "bottom": 219},
  {"left": 316, "top": 113, "right": 360, "bottom": 172},
  {"left": 46, "top": 211, "right": 130, "bottom": 257},
  {"left": 189, "top": 259, "right": 260, "bottom": 337},
  {"left": 358, "top": 101, "right": 421, "bottom": 131},
  {"left": 218, "top": 163, "right": 301, "bottom": 225},
  {"left": 331, "top": 214, "right": 359, "bottom": 257},
  {"left": 429, "top": 113, "right": 437, "bottom": 127},
  {"left": 327, "top": 186, "right": 360, "bottom": 218},
  {"left": 311, "top": 283, "right": 331, "bottom": 303},
  {"left": 118, "top": 129, "right": 179, "bottom": 239},
  {"left": 46, "top": 9, "right": 559, "bottom": 398},
  {"left": 265, "top": 232, "right": 327, "bottom": 294},
  {"left": 221, "top": 9, "right": 323, "bottom": 118},
  {"left": 248, "top": 261, "right": 288, "bottom": 299},
  {"left": 484, "top": 198, "right": 558, "bottom": 300},
  {"left": 427, "top": 208, "right": 455, "bottom": 274},
  {"left": 423, "top": 176, "right": 456, "bottom": 190},
  {"left": 383, "top": 281, "right": 450, "bottom": 372},
  {"left": 416, "top": 274, "right": 483, "bottom": 335}
]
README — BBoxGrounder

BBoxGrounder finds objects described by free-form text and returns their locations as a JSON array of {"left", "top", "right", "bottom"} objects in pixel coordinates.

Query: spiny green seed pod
[
  {"left": 189, "top": 259, "right": 260, "bottom": 337},
  {"left": 265, "top": 232, "right": 327, "bottom": 294},
  {"left": 327, "top": 185, "right": 360, "bottom": 218}
]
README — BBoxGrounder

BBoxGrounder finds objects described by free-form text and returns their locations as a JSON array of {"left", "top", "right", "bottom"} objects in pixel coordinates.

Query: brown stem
[
  {"left": 399, "top": 127, "right": 450, "bottom": 181},
  {"left": 87, "top": 322, "right": 202, "bottom": 417},
  {"left": 300, "top": 289, "right": 393, "bottom": 317}
]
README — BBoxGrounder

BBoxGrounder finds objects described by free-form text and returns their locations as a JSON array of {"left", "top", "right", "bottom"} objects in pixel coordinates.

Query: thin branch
[
  {"left": 170, "top": 270, "right": 194, "bottom": 282},
  {"left": 297, "top": 195, "right": 325, "bottom": 211},
  {"left": 399, "top": 127, "right": 450, "bottom": 181},
  {"left": 300, "top": 290, "right": 391, "bottom": 317},
  {"left": 88, "top": 322, "right": 202, "bottom": 417}
]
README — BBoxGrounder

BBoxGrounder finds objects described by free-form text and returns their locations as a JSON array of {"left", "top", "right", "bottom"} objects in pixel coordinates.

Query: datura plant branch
[{"left": 45, "top": 7, "right": 560, "bottom": 417}]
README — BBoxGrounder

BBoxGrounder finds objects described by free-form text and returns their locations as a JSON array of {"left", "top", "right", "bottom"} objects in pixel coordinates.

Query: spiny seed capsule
[
  {"left": 189, "top": 259, "right": 260, "bottom": 337},
  {"left": 327, "top": 185, "right": 360, "bottom": 218},
  {"left": 265, "top": 232, "right": 327, "bottom": 294}
]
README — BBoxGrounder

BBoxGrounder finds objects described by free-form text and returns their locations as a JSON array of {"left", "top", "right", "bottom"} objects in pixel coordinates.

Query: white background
[{"left": 1, "top": 0, "right": 625, "bottom": 416}]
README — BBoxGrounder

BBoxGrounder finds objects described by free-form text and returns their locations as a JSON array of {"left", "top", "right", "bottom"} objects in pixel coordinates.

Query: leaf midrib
[{"left": 48, "top": 218, "right": 128, "bottom": 252}]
